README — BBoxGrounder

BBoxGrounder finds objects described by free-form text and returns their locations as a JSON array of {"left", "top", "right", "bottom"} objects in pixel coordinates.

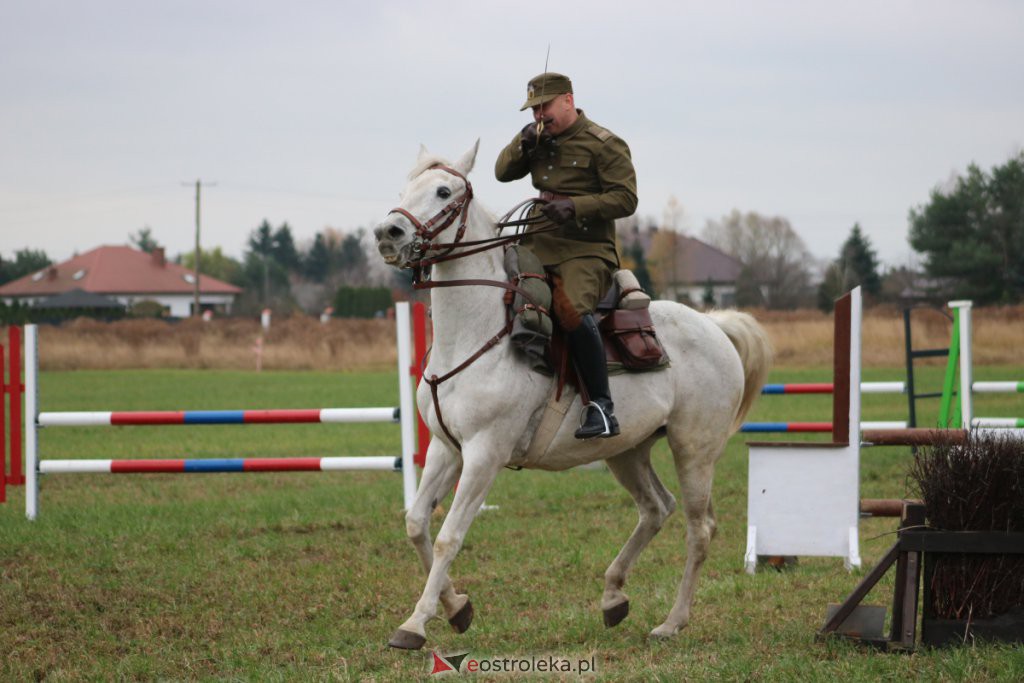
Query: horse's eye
[{"left": 436, "top": 186, "right": 451, "bottom": 199}]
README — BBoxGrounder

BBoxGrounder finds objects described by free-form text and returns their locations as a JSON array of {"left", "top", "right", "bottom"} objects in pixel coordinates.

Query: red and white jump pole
[{"left": 24, "top": 302, "right": 422, "bottom": 520}]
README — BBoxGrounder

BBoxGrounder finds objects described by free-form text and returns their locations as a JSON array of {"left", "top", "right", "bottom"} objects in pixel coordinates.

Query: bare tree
[{"left": 701, "top": 210, "right": 815, "bottom": 309}]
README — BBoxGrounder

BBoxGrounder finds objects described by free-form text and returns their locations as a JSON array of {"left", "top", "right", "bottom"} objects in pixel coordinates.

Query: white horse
[{"left": 374, "top": 141, "right": 772, "bottom": 650}]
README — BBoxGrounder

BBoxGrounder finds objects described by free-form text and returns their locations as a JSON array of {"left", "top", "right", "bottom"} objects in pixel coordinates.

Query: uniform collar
[{"left": 554, "top": 109, "right": 588, "bottom": 142}]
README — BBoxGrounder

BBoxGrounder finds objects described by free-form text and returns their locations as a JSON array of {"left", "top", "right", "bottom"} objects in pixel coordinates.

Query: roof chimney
[
  {"left": 151, "top": 247, "right": 166, "bottom": 267},
  {"left": 46, "top": 266, "right": 58, "bottom": 281}
]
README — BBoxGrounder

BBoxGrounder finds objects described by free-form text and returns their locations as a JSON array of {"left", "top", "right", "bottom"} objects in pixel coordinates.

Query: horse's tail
[{"left": 707, "top": 310, "right": 773, "bottom": 432}]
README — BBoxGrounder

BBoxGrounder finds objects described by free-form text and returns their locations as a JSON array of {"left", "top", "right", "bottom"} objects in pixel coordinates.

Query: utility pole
[{"left": 182, "top": 179, "right": 216, "bottom": 316}]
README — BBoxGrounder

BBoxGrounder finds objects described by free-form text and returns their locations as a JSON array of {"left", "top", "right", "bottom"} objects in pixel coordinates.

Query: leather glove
[
  {"left": 519, "top": 121, "right": 552, "bottom": 157},
  {"left": 542, "top": 198, "right": 576, "bottom": 224}
]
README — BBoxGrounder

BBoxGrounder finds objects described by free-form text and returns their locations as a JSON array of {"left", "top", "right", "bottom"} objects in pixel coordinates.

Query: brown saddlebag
[{"left": 599, "top": 308, "right": 669, "bottom": 371}]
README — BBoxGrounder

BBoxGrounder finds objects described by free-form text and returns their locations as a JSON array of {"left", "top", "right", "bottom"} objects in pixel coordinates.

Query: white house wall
[
  {"left": 114, "top": 294, "right": 235, "bottom": 317},
  {"left": 671, "top": 284, "right": 737, "bottom": 307}
]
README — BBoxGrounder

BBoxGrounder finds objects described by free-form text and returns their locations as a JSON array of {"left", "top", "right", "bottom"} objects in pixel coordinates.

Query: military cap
[{"left": 520, "top": 72, "right": 573, "bottom": 111}]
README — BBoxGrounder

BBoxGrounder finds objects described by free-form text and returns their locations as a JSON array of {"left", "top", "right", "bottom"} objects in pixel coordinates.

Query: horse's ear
[
  {"left": 417, "top": 144, "right": 431, "bottom": 164},
  {"left": 453, "top": 139, "right": 480, "bottom": 176}
]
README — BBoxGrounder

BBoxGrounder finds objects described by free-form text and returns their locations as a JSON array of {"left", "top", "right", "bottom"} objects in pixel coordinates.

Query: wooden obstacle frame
[
  {"left": 743, "top": 289, "right": 1024, "bottom": 573},
  {"left": 819, "top": 501, "right": 1024, "bottom": 650}
]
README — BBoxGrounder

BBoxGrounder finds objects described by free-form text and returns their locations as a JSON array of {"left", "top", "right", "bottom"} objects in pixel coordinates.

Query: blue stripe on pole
[
  {"left": 761, "top": 385, "right": 787, "bottom": 394},
  {"left": 183, "top": 459, "right": 246, "bottom": 472},
  {"left": 740, "top": 422, "right": 789, "bottom": 432},
  {"left": 183, "top": 411, "right": 245, "bottom": 424}
]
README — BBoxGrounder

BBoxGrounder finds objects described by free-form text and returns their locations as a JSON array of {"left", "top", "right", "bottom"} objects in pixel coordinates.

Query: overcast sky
[{"left": 2, "top": 0, "right": 1022, "bottom": 270}]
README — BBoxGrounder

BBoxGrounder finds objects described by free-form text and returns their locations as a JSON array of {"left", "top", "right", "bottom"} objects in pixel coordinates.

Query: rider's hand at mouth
[{"left": 520, "top": 118, "right": 554, "bottom": 157}]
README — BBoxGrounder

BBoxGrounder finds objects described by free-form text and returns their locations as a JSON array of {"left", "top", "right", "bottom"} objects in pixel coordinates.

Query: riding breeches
[{"left": 546, "top": 256, "right": 615, "bottom": 331}]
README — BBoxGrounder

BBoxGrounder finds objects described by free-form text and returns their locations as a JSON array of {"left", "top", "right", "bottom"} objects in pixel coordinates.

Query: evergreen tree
[
  {"left": 248, "top": 220, "right": 274, "bottom": 259},
  {"left": 246, "top": 220, "right": 286, "bottom": 307},
  {"left": 304, "top": 232, "right": 330, "bottom": 283},
  {"left": 337, "top": 231, "right": 367, "bottom": 270},
  {"left": 909, "top": 152, "right": 1024, "bottom": 304},
  {"left": 840, "top": 223, "right": 881, "bottom": 295},
  {"left": 0, "top": 248, "right": 51, "bottom": 285},
  {"left": 272, "top": 223, "right": 300, "bottom": 271},
  {"left": 817, "top": 223, "right": 882, "bottom": 311},
  {"left": 129, "top": 227, "right": 160, "bottom": 253}
]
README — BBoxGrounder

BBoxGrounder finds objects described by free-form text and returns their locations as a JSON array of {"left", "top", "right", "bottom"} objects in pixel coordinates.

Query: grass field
[{"left": 2, "top": 365, "right": 1024, "bottom": 681}]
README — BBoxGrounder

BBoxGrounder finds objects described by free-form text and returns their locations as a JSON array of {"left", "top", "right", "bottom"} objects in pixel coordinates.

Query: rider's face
[{"left": 532, "top": 93, "right": 576, "bottom": 136}]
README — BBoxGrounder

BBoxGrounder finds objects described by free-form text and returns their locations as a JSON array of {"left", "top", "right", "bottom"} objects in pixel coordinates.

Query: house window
[{"left": 73, "top": 269, "right": 86, "bottom": 280}]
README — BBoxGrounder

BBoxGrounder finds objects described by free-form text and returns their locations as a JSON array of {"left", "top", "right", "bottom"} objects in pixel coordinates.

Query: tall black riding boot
[{"left": 569, "top": 313, "right": 620, "bottom": 439}]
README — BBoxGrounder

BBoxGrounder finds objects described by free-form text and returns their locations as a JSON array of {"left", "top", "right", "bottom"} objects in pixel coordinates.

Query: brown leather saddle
[{"left": 548, "top": 281, "right": 669, "bottom": 401}]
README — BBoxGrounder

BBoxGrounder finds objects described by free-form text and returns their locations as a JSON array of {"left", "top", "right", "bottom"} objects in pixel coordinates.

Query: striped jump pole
[
  {"left": 24, "top": 301, "right": 420, "bottom": 520},
  {"left": 38, "top": 408, "right": 400, "bottom": 427},
  {"left": 39, "top": 456, "right": 401, "bottom": 474},
  {"left": 760, "top": 382, "right": 905, "bottom": 395},
  {"left": 741, "top": 420, "right": 907, "bottom": 434}
]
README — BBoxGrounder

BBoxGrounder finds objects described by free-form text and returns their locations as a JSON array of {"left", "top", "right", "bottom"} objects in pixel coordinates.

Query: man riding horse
[{"left": 495, "top": 72, "right": 638, "bottom": 439}]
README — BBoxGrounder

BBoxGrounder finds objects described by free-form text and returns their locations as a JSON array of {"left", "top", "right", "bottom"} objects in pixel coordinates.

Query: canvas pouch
[{"left": 503, "top": 245, "right": 553, "bottom": 373}]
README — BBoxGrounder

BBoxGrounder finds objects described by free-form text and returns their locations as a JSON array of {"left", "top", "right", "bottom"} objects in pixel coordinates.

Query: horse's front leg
[
  {"left": 388, "top": 437, "right": 505, "bottom": 650},
  {"left": 403, "top": 438, "right": 472, "bottom": 632}
]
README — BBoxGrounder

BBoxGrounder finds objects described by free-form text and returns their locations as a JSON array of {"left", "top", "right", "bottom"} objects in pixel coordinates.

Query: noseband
[{"left": 387, "top": 164, "right": 474, "bottom": 270}]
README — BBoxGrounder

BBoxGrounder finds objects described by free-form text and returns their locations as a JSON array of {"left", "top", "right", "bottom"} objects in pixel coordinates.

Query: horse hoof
[
  {"left": 387, "top": 629, "right": 427, "bottom": 650},
  {"left": 448, "top": 600, "right": 474, "bottom": 634},
  {"left": 648, "top": 626, "right": 677, "bottom": 641},
  {"left": 603, "top": 600, "right": 630, "bottom": 628}
]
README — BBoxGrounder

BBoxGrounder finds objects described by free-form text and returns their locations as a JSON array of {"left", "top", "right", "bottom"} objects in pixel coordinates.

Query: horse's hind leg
[
  {"left": 601, "top": 439, "right": 676, "bottom": 628},
  {"left": 650, "top": 432, "right": 724, "bottom": 639},
  {"left": 402, "top": 440, "right": 472, "bottom": 634}
]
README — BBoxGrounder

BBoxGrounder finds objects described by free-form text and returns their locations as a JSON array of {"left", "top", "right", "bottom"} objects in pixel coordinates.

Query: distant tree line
[
  {"left": 5, "top": 152, "right": 1021, "bottom": 314},
  {"left": 174, "top": 221, "right": 407, "bottom": 317}
]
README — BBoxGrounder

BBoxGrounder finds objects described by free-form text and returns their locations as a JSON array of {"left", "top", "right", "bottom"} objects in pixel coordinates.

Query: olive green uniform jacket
[{"left": 494, "top": 111, "right": 638, "bottom": 268}]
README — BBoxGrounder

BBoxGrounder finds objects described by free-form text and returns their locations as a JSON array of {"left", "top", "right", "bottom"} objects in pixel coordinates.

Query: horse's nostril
[{"left": 388, "top": 225, "right": 405, "bottom": 240}]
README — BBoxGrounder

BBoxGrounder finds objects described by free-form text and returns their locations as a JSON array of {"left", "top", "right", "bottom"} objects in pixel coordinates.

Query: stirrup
[{"left": 575, "top": 402, "right": 619, "bottom": 439}]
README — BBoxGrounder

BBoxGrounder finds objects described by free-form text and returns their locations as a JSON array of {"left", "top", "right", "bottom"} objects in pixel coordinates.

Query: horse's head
[{"left": 374, "top": 140, "right": 480, "bottom": 269}]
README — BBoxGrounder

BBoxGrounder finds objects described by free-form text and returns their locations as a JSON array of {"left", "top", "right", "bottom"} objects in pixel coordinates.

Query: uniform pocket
[
  {"left": 560, "top": 155, "right": 591, "bottom": 170},
  {"left": 562, "top": 215, "right": 609, "bottom": 243}
]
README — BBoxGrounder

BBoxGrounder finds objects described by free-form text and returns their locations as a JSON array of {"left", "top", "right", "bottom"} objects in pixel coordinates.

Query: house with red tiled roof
[{"left": 0, "top": 245, "right": 241, "bottom": 317}]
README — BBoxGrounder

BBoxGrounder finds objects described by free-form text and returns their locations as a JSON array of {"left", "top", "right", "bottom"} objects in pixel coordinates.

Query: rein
[
  {"left": 414, "top": 279, "right": 545, "bottom": 451},
  {"left": 388, "top": 166, "right": 555, "bottom": 451}
]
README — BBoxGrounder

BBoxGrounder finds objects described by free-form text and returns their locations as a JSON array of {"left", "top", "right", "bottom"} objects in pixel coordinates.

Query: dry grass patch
[
  {"left": 6, "top": 304, "right": 1021, "bottom": 371},
  {"left": 750, "top": 304, "right": 1022, "bottom": 367},
  {"left": 15, "top": 316, "right": 400, "bottom": 372}
]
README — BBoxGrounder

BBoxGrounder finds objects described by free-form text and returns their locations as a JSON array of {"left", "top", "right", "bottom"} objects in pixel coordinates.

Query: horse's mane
[{"left": 407, "top": 154, "right": 451, "bottom": 180}]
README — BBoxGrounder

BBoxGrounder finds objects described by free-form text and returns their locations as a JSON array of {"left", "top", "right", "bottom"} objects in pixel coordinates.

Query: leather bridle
[
  {"left": 384, "top": 164, "right": 555, "bottom": 452},
  {"left": 387, "top": 164, "right": 475, "bottom": 271}
]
